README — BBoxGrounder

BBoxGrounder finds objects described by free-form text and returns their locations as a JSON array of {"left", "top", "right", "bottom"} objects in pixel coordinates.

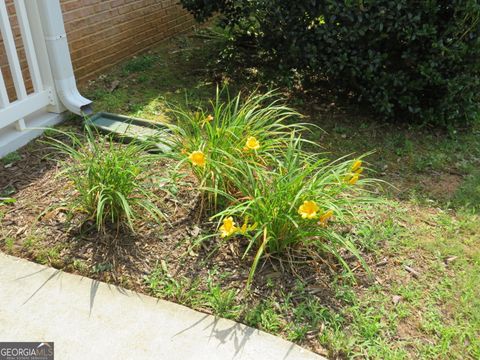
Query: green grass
[
  {"left": 144, "top": 265, "right": 241, "bottom": 318},
  {"left": 21, "top": 234, "right": 40, "bottom": 251},
  {"left": 244, "top": 300, "right": 285, "bottom": 333},
  {"left": 1, "top": 229, "right": 69, "bottom": 268},
  {"left": 202, "top": 283, "right": 241, "bottom": 319},
  {"left": 1, "top": 151, "right": 21, "bottom": 165},
  {"left": 140, "top": 206, "right": 480, "bottom": 359},
  {"left": 72, "top": 259, "right": 88, "bottom": 272},
  {"left": 83, "top": 36, "right": 217, "bottom": 122},
  {"left": 77, "top": 32, "right": 480, "bottom": 359},
  {"left": 311, "top": 204, "right": 480, "bottom": 359},
  {"left": 3, "top": 237, "right": 14, "bottom": 253},
  {"left": 34, "top": 244, "right": 63, "bottom": 266},
  {"left": 92, "top": 262, "right": 113, "bottom": 274},
  {"left": 452, "top": 171, "right": 480, "bottom": 212},
  {"left": 144, "top": 264, "right": 203, "bottom": 307},
  {"left": 122, "top": 54, "right": 158, "bottom": 74}
]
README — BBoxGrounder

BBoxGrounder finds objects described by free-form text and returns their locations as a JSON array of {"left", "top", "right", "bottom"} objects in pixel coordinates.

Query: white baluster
[
  {"left": 14, "top": 0, "right": 43, "bottom": 92},
  {"left": 0, "top": 0, "right": 26, "bottom": 130}
]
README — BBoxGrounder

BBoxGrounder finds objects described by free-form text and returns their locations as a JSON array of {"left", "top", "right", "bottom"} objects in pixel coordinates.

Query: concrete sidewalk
[{"left": 0, "top": 253, "right": 325, "bottom": 360}]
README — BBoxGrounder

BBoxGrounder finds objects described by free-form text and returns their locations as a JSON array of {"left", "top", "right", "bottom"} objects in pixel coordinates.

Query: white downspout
[{"left": 36, "top": 0, "right": 93, "bottom": 116}]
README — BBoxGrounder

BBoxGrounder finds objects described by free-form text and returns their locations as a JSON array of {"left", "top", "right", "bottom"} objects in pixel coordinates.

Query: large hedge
[{"left": 180, "top": 0, "right": 480, "bottom": 124}]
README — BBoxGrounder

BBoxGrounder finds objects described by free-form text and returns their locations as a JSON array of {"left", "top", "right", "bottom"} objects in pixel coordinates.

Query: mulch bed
[
  {"left": 0, "top": 128, "right": 385, "bottom": 356},
  {"left": 0, "top": 130, "right": 206, "bottom": 289}
]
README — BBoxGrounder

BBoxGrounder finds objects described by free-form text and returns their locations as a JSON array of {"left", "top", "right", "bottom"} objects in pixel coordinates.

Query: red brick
[{"left": 0, "top": 0, "right": 194, "bottom": 87}]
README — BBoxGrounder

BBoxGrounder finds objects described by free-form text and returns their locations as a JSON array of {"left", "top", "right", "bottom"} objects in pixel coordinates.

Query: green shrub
[
  {"left": 47, "top": 126, "right": 165, "bottom": 233},
  {"left": 181, "top": 0, "right": 480, "bottom": 125}
]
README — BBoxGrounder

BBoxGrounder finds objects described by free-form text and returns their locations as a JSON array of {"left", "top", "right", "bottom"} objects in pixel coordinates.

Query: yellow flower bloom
[
  {"left": 219, "top": 217, "right": 237, "bottom": 238},
  {"left": 319, "top": 210, "right": 334, "bottom": 227},
  {"left": 240, "top": 223, "right": 248, "bottom": 234},
  {"left": 188, "top": 151, "right": 206, "bottom": 167},
  {"left": 239, "top": 217, "right": 249, "bottom": 234},
  {"left": 354, "top": 167, "right": 363, "bottom": 175},
  {"left": 348, "top": 173, "right": 359, "bottom": 185},
  {"left": 201, "top": 114, "right": 214, "bottom": 127},
  {"left": 351, "top": 160, "right": 362, "bottom": 172},
  {"left": 237, "top": 218, "right": 257, "bottom": 235},
  {"left": 298, "top": 200, "right": 319, "bottom": 219},
  {"left": 244, "top": 136, "right": 260, "bottom": 151}
]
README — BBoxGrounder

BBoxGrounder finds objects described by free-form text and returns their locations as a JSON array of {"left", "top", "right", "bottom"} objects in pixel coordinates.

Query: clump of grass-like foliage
[
  {"left": 212, "top": 135, "right": 375, "bottom": 286},
  {"left": 162, "top": 87, "right": 309, "bottom": 209},
  {"left": 47, "top": 126, "right": 165, "bottom": 234},
  {"left": 162, "top": 87, "right": 378, "bottom": 285}
]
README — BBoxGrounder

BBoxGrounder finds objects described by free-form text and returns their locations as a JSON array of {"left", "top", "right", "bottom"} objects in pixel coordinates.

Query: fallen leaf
[
  {"left": 404, "top": 265, "right": 420, "bottom": 278},
  {"left": 392, "top": 295, "right": 402, "bottom": 306},
  {"left": 445, "top": 256, "right": 458, "bottom": 265},
  {"left": 108, "top": 80, "right": 120, "bottom": 92},
  {"left": 189, "top": 225, "right": 201, "bottom": 237}
]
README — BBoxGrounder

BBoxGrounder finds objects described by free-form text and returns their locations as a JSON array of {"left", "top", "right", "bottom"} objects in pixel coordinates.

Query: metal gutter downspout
[{"left": 36, "top": 0, "right": 93, "bottom": 116}]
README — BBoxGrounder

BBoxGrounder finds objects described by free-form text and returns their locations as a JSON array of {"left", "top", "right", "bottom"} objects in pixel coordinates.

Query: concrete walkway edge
[{"left": 0, "top": 253, "right": 325, "bottom": 360}]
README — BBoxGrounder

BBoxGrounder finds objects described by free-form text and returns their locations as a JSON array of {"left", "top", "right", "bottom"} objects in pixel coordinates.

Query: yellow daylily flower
[
  {"left": 354, "top": 167, "right": 364, "bottom": 175},
  {"left": 298, "top": 200, "right": 319, "bottom": 219},
  {"left": 351, "top": 160, "right": 362, "bottom": 172},
  {"left": 188, "top": 151, "right": 206, "bottom": 167},
  {"left": 238, "top": 217, "right": 257, "bottom": 234},
  {"left": 201, "top": 114, "right": 214, "bottom": 127},
  {"left": 240, "top": 223, "right": 248, "bottom": 234},
  {"left": 244, "top": 136, "right": 260, "bottom": 151},
  {"left": 239, "top": 216, "right": 249, "bottom": 234},
  {"left": 319, "top": 210, "right": 334, "bottom": 227},
  {"left": 348, "top": 173, "right": 359, "bottom": 185},
  {"left": 219, "top": 217, "right": 237, "bottom": 238}
]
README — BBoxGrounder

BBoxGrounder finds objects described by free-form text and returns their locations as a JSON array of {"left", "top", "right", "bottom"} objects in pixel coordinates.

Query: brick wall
[
  {"left": 62, "top": 0, "right": 195, "bottom": 84},
  {"left": 0, "top": 0, "right": 194, "bottom": 99}
]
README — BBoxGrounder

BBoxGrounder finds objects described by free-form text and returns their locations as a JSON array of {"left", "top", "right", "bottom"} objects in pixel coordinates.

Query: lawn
[{"left": 1, "top": 31, "right": 479, "bottom": 359}]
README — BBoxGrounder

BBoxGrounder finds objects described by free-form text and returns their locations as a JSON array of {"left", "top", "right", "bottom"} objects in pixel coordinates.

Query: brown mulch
[
  {"left": 0, "top": 132, "right": 207, "bottom": 290},
  {"left": 0, "top": 133, "right": 346, "bottom": 287},
  {"left": 0, "top": 130, "right": 385, "bottom": 357}
]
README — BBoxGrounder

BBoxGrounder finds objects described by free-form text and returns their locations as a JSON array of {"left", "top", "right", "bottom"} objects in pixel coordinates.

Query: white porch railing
[{"left": 0, "top": 0, "right": 91, "bottom": 157}]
